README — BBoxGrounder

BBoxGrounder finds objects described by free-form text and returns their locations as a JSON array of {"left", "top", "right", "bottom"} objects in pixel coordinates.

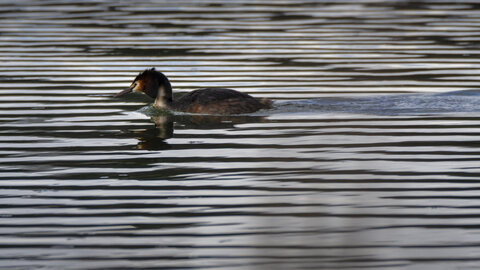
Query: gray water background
[{"left": 2, "top": 0, "right": 480, "bottom": 269}]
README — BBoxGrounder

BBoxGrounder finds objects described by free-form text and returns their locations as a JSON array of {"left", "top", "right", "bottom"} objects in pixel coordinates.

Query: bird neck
[{"left": 153, "top": 73, "right": 173, "bottom": 109}]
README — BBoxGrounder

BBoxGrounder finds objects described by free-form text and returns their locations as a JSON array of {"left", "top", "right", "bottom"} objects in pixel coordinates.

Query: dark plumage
[{"left": 116, "top": 68, "right": 272, "bottom": 115}]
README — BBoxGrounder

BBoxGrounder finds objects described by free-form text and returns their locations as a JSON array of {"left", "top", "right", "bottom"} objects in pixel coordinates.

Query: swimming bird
[{"left": 115, "top": 68, "right": 272, "bottom": 114}]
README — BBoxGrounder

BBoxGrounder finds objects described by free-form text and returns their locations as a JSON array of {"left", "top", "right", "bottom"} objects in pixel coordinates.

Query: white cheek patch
[{"left": 131, "top": 83, "right": 141, "bottom": 92}]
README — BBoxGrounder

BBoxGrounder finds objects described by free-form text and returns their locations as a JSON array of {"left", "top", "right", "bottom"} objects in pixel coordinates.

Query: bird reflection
[
  {"left": 135, "top": 115, "right": 174, "bottom": 150},
  {"left": 134, "top": 113, "right": 268, "bottom": 150}
]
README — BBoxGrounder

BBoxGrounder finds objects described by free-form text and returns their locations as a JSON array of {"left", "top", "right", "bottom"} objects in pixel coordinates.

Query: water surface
[{"left": 2, "top": 0, "right": 480, "bottom": 269}]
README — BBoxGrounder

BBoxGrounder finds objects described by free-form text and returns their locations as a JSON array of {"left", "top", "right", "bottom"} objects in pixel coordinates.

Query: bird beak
[{"left": 115, "top": 87, "right": 133, "bottom": 97}]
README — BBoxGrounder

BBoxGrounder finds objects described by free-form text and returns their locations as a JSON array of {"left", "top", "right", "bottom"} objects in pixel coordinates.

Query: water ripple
[{"left": 2, "top": 0, "right": 480, "bottom": 269}]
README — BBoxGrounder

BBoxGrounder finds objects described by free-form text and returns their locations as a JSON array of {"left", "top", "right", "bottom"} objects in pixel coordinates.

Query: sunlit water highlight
[{"left": 2, "top": 1, "right": 480, "bottom": 269}]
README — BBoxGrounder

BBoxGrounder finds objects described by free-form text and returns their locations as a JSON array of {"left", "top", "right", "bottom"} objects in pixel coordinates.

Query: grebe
[{"left": 115, "top": 68, "right": 272, "bottom": 114}]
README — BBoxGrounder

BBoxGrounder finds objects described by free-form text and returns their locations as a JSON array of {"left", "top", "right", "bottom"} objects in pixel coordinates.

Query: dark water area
[{"left": 3, "top": 0, "right": 480, "bottom": 269}]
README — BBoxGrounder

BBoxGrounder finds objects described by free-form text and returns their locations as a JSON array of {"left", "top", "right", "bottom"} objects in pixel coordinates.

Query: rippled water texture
[{"left": 3, "top": 1, "right": 480, "bottom": 269}]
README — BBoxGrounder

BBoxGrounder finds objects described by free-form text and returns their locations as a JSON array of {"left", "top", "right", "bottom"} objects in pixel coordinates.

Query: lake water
[{"left": 2, "top": 0, "right": 480, "bottom": 269}]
